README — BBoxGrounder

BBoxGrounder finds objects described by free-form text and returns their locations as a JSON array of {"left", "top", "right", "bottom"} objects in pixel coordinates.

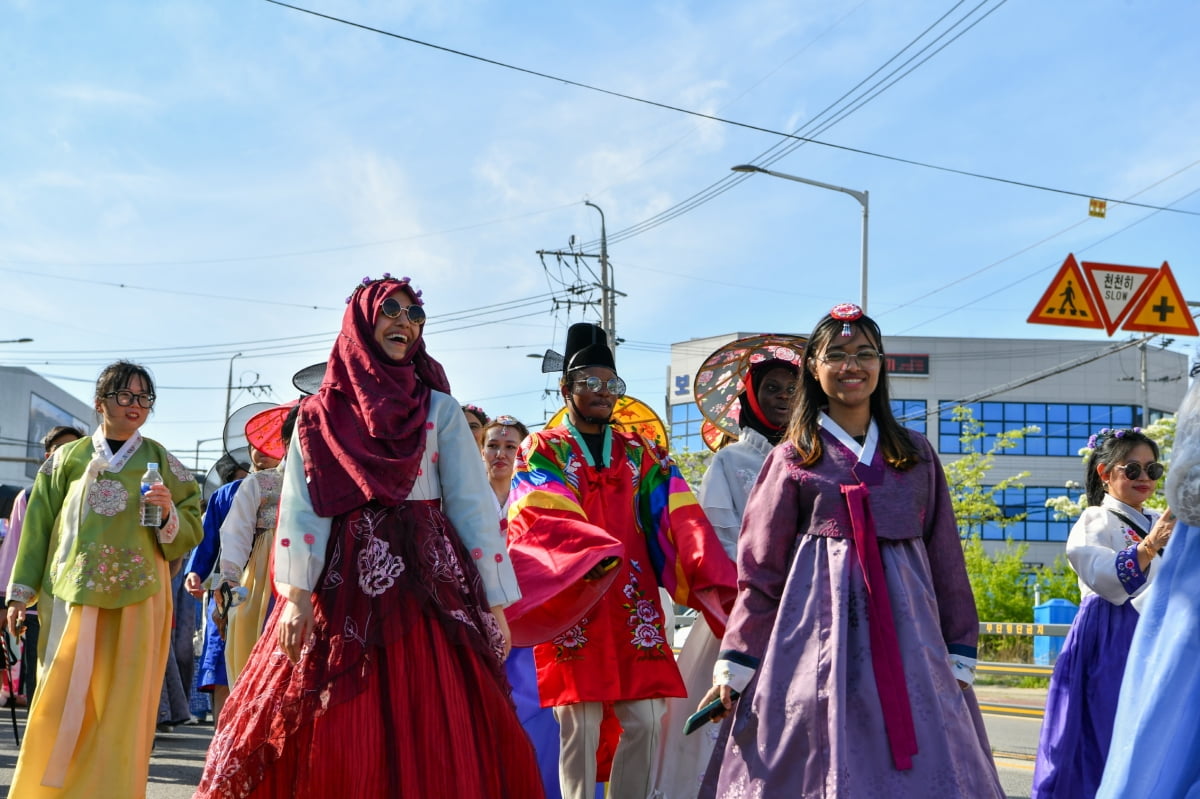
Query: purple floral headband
[
  {"left": 345, "top": 274, "right": 424, "bottom": 305},
  {"left": 1086, "top": 427, "right": 1143, "bottom": 450}
]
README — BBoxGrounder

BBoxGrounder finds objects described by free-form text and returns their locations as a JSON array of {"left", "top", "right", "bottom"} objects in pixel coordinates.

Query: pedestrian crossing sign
[{"left": 1027, "top": 254, "right": 1103, "bottom": 330}]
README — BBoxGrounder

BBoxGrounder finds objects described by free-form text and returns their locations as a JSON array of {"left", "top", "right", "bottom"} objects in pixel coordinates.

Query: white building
[
  {"left": 666, "top": 333, "right": 1188, "bottom": 566},
  {"left": 0, "top": 366, "right": 93, "bottom": 488}
]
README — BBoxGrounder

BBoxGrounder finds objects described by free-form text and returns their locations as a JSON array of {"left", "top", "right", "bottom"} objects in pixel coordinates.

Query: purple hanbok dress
[
  {"left": 1032, "top": 496, "right": 1158, "bottom": 798},
  {"left": 701, "top": 419, "right": 1002, "bottom": 798}
]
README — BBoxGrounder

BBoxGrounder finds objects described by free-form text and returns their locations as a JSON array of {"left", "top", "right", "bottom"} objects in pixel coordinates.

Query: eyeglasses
[
  {"left": 380, "top": 297, "right": 426, "bottom": 325},
  {"left": 104, "top": 390, "right": 156, "bottom": 408},
  {"left": 572, "top": 376, "right": 627, "bottom": 396},
  {"left": 1113, "top": 461, "right": 1164, "bottom": 481},
  {"left": 816, "top": 348, "right": 883, "bottom": 368}
]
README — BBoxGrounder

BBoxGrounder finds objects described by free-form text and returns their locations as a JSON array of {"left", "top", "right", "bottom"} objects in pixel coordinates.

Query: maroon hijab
[{"left": 298, "top": 278, "right": 451, "bottom": 517}]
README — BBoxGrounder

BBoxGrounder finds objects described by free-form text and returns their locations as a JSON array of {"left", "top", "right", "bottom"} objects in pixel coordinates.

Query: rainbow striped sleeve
[
  {"left": 635, "top": 439, "right": 735, "bottom": 618},
  {"left": 508, "top": 433, "right": 587, "bottom": 532}
]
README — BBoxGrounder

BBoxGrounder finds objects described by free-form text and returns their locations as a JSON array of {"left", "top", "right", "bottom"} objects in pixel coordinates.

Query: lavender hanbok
[{"left": 701, "top": 419, "right": 1002, "bottom": 798}]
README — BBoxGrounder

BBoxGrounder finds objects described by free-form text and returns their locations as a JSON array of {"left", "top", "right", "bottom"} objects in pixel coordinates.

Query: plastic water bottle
[{"left": 140, "top": 462, "right": 164, "bottom": 527}]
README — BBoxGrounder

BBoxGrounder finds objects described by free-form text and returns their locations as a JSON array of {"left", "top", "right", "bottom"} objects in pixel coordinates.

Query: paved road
[
  {"left": 0, "top": 711, "right": 211, "bottom": 799},
  {"left": 0, "top": 691, "right": 1042, "bottom": 798}
]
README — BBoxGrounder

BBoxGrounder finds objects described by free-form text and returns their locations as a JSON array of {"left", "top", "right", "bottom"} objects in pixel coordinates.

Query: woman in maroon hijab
[{"left": 195, "top": 276, "right": 543, "bottom": 798}]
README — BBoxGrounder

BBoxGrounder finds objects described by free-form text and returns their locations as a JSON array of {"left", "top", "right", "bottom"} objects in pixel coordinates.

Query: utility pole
[
  {"left": 534, "top": 201, "right": 626, "bottom": 347},
  {"left": 1139, "top": 340, "right": 1149, "bottom": 427}
]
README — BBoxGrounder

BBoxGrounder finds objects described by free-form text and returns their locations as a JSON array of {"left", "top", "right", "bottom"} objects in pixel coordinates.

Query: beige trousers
[{"left": 555, "top": 697, "right": 666, "bottom": 799}]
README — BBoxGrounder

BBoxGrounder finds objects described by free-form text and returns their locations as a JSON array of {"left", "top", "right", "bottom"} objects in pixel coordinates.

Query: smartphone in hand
[{"left": 683, "top": 690, "right": 740, "bottom": 735}]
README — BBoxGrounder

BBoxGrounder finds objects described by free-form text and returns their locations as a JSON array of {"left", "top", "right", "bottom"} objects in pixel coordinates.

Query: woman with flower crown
[
  {"left": 697, "top": 304, "right": 1003, "bottom": 798},
  {"left": 193, "top": 276, "right": 544, "bottom": 798},
  {"left": 1031, "top": 426, "right": 1175, "bottom": 799},
  {"left": 1096, "top": 348, "right": 1199, "bottom": 798}
]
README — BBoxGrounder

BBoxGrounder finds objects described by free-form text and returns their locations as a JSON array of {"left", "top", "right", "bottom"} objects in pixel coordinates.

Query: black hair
[
  {"left": 41, "top": 425, "right": 85, "bottom": 453},
  {"left": 481, "top": 416, "right": 530, "bottom": 443},
  {"left": 1083, "top": 429, "right": 1161, "bottom": 507},
  {"left": 787, "top": 311, "right": 919, "bottom": 470},
  {"left": 94, "top": 361, "right": 156, "bottom": 404},
  {"left": 461, "top": 405, "right": 489, "bottom": 426},
  {"left": 281, "top": 404, "right": 300, "bottom": 450}
]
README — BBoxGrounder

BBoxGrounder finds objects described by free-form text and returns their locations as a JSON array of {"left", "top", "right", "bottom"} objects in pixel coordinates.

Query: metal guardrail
[
  {"left": 979, "top": 622, "right": 1072, "bottom": 637},
  {"left": 673, "top": 617, "right": 1057, "bottom": 718},
  {"left": 975, "top": 621, "right": 1065, "bottom": 719}
]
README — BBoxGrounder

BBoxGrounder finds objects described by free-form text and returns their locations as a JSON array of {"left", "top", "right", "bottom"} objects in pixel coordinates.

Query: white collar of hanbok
[
  {"left": 92, "top": 426, "right": 143, "bottom": 474},
  {"left": 819, "top": 412, "right": 878, "bottom": 465},
  {"left": 1100, "top": 494, "right": 1155, "bottom": 531}
]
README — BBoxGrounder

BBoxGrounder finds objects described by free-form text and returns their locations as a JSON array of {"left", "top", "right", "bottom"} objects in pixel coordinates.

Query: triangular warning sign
[
  {"left": 1123, "top": 262, "right": 1199, "bottom": 336},
  {"left": 1027, "top": 254, "right": 1103, "bottom": 330},
  {"left": 1081, "top": 260, "right": 1158, "bottom": 335}
]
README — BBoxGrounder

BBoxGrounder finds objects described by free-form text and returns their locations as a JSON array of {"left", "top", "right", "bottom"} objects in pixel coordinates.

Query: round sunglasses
[
  {"left": 572, "top": 376, "right": 627, "bottom": 397},
  {"left": 1112, "top": 461, "right": 1164, "bottom": 481},
  {"left": 380, "top": 297, "right": 426, "bottom": 325}
]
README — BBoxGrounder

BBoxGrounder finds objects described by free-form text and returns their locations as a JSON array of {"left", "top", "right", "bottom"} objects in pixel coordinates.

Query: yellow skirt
[
  {"left": 224, "top": 530, "right": 274, "bottom": 686},
  {"left": 11, "top": 558, "right": 171, "bottom": 799}
]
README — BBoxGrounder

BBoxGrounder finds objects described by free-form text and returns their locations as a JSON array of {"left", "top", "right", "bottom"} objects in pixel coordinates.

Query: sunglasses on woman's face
[
  {"left": 380, "top": 297, "right": 426, "bottom": 325},
  {"left": 1112, "top": 461, "right": 1164, "bottom": 481}
]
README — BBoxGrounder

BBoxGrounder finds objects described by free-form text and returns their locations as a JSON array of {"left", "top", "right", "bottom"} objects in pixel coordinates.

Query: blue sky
[{"left": 1, "top": 0, "right": 1197, "bottom": 469}]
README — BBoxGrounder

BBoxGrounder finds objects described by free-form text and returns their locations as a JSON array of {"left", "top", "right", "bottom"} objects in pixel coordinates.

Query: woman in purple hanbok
[{"left": 697, "top": 303, "right": 1003, "bottom": 798}]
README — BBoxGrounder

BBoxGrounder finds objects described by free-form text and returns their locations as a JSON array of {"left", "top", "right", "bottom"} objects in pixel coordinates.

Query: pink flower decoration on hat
[{"left": 830, "top": 302, "right": 863, "bottom": 321}]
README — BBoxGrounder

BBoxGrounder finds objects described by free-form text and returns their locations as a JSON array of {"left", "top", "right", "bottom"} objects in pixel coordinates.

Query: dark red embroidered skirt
[{"left": 194, "top": 500, "right": 544, "bottom": 799}]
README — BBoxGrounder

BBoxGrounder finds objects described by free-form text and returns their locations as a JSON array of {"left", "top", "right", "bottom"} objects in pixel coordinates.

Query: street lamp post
[
  {"left": 732, "top": 164, "right": 870, "bottom": 313},
  {"left": 194, "top": 436, "right": 224, "bottom": 472},
  {"left": 224, "top": 352, "right": 244, "bottom": 423},
  {"left": 584, "top": 200, "right": 615, "bottom": 342}
]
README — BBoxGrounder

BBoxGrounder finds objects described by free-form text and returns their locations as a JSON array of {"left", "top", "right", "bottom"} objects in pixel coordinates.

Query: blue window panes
[
  {"left": 1111, "top": 406, "right": 1134, "bottom": 426},
  {"left": 981, "top": 402, "right": 1002, "bottom": 420},
  {"left": 1048, "top": 438, "right": 1069, "bottom": 456},
  {"left": 1068, "top": 405, "right": 1091, "bottom": 423},
  {"left": 1047, "top": 405, "right": 1067, "bottom": 423},
  {"left": 1026, "top": 404, "right": 1046, "bottom": 423},
  {"left": 1026, "top": 436, "right": 1046, "bottom": 456}
]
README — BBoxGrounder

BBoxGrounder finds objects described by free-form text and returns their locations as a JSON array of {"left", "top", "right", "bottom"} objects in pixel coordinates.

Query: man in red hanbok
[{"left": 507, "top": 323, "right": 737, "bottom": 799}]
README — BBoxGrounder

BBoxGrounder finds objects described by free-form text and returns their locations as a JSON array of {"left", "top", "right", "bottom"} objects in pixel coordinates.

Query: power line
[
  {"left": 601, "top": 0, "right": 1006, "bottom": 245},
  {"left": 263, "top": 0, "right": 1200, "bottom": 251},
  {"left": 897, "top": 333, "right": 1168, "bottom": 422}
]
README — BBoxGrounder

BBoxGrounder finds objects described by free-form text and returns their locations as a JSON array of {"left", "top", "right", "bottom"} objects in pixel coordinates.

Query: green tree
[
  {"left": 942, "top": 406, "right": 1047, "bottom": 663},
  {"left": 1032, "top": 555, "right": 1081, "bottom": 606},
  {"left": 943, "top": 406, "right": 1038, "bottom": 535},
  {"left": 673, "top": 448, "right": 713, "bottom": 493}
]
